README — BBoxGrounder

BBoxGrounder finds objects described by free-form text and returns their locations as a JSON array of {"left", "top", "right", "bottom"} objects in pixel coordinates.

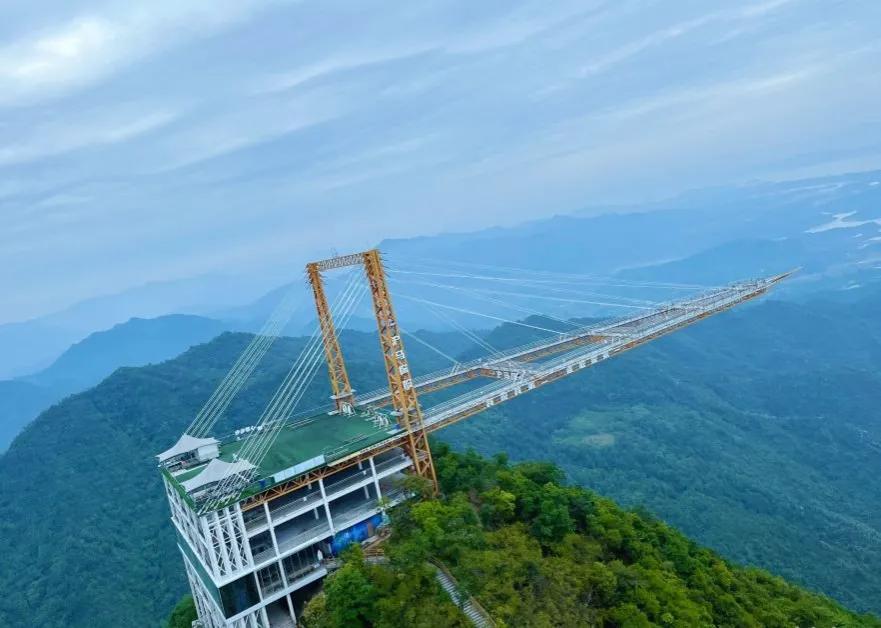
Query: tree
[
  {"left": 164, "top": 595, "right": 196, "bottom": 628},
  {"left": 323, "top": 547, "right": 377, "bottom": 628},
  {"left": 480, "top": 487, "right": 516, "bottom": 526},
  {"left": 301, "top": 593, "right": 330, "bottom": 628},
  {"left": 531, "top": 484, "right": 574, "bottom": 544}
]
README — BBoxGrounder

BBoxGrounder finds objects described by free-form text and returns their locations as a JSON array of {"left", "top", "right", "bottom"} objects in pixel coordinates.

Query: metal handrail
[
  {"left": 276, "top": 521, "right": 331, "bottom": 554},
  {"left": 270, "top": 489, "right": 323, "bottom": 522},
  {"left": 324, "top": 468, "right": 373, "bottom": 496},
  {"left": 373, "top": 454, "right": 411, "bottom": 475}
]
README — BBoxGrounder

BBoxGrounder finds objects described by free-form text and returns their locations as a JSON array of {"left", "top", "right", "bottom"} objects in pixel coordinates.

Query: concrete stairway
[
  {"left": 322, "top": 541, "right": 494, "bottom": 627},
  {"left": 431, "top": 562, "right": 495, "bottom": 628}
]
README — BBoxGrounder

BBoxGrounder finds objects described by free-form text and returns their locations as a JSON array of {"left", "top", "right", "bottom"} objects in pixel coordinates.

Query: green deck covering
[{"left": 166, "top": 408, "right": 399, "bottom": 504}]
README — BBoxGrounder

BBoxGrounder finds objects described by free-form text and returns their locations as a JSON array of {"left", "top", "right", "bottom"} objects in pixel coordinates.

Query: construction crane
[{"left": 157, "top": 248, "right": 791, "bottom": 628}]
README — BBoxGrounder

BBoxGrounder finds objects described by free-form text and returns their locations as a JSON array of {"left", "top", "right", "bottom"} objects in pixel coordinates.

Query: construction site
[{"left": 157, "top": 249, "right": 790, "bottom": 628}]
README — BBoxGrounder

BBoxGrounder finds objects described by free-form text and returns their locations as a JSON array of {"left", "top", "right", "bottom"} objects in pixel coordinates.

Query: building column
[
  {"left": 234, "top": 504, "right": 255, "bottom": 565},
  {"left": 317, "top": 478, "right": 335, "bottom": 534},
  {"left": 221, "top": 508, "right": 244, "bottom": 571},
  {"left": 359, "top": 461, "right": 371, "bottom": 498},
  {"left": 263, "top": 502, "right": 281, "bottom": 564},
  {"left": 260, "top": 499, "right": 294, "bottom": 626},
  {"left": 369, "top": 457, "right": 383, "bottom": 501},
  {"left": 253, "top": 569, "right": 264, "bottom": 605},
  {"left": 200, "top": 516, "right": 223, "bottom": 578},
  {"left": 212, "top": 511, "right": 233, "bottom": 575},
  {"left": 286, "top": 594, "right": 297, "bottom": 625}
]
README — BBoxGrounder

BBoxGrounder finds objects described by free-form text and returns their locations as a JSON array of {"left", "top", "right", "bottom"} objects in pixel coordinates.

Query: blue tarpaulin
[{"left": 330, "top": 513, "right": 384, "bottom": 555}]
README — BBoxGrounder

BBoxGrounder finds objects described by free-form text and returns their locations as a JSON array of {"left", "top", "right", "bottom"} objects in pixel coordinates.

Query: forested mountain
[
  {"left": 0, "top": 273, "right": 269, "bottom": 380},
  {"left": 301, "top": 446, "right": 880, "bottom": 627},
  {"left": 1, "top": 289, "right": 880, "bottom": 626},
  {"left": 0, "top": 330, "right": 456, "bottom": 627},
  {"left": 0, "top": 380, "right": 58, "bottom": 454},
  {"left": 0, "top": 314, "right": 228, "bottom": 451},
  {"left": 443, "top": 291, "right": 881, "bottom": 613},
  {"left": 25, "top": 315, "right": 228, "bottom": 395}
]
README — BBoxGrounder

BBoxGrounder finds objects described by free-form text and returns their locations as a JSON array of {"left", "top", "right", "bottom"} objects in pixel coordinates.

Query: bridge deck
[{"left": 179, "top": 271, "right": 791, "bottom": 511}]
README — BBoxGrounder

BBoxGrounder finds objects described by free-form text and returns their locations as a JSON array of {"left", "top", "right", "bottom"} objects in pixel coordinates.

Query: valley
[{"left": 2, "top": 288, "right": 880, "bottom": 625}]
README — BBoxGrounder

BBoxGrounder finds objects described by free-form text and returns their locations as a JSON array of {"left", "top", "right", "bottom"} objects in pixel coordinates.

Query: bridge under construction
[{"left": 157, "top": 249, "right": 790, "bottom": 628}]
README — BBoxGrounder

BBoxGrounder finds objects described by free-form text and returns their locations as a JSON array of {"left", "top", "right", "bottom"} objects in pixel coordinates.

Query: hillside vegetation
[
  {"left": 0, "top": 314, "right": 228, "bottom": 451},
  {"left": 0, "top": 380, "right": 57, "bottom": 453},
  {"left": 0, "top": 330, "right": 449, "bottom": 627},
  {"left": 2, "top": 290, "right": 880, "bottom": 626},
  {"left": 302, "top": 445, "right": 879, "bottom": 627},
  {"left": 442, "top": 291, "right": 881, "bottom": 613}
]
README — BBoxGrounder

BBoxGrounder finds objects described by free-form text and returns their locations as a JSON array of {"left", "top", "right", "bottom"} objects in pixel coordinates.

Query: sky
[{"left": 1, "top": 0, "right": 880, "bottom": 323}]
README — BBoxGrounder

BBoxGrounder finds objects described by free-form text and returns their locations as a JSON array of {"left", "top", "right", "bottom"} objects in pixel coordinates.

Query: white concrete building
[{"left": 159, "top": 410, "right": 414, "bottom": 627}]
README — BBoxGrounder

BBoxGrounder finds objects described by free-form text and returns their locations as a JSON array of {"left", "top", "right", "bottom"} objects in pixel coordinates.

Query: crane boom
[
  {"left": 307, "top": 261, "right": 356, "bottom": 412},
  {"left": 362, "top": 250, "right": 437, "bottom": 491}
]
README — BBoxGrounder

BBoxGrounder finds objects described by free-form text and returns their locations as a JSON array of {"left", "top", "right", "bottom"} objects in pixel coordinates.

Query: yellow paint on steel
[
  {"left": 362, "top": 249, "right": 438, "bottom": 492},
  {"left": 306, "top": 262, "right": 355, "bottom": 411},
  {"left": 241, "top": 265, "right": 794, "bottom": 511}
]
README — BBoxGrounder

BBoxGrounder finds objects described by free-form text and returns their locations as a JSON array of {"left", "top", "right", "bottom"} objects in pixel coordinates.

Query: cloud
[
  {"left": 256, "top": 2, "right": 599, "bottom": 95},
  {"left": 0, "top": 107, "right": 178, "bottom": 166},
  {"left": 0, "top": 0, "right": 281, "bottom": 105},
  {"left": 592, "top": 67, "right": 818, "bottom": 123},
  {"left": 578, "top": 0, "right": 798, "bottom": 77},
  {"left": 146, "top": 87, "right": 350, "bottom": 172},
  {"left": 0, "top": 0, "right": 879, "bottom": 323},
  {"left": 257, "top": 48, "right": 438, "bottom": 95},
  {"left": 441, "top": 2, "right": 606, "bottom": 55}
]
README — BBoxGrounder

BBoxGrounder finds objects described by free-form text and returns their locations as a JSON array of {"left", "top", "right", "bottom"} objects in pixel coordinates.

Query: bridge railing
[{"left": 358, "top": 278, "right": 768, "bottom": 406}]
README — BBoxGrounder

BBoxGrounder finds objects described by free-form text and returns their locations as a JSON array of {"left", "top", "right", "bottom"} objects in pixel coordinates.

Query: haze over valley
[{"left": 2, "top": 2, "right": 880, "bottom": 627}]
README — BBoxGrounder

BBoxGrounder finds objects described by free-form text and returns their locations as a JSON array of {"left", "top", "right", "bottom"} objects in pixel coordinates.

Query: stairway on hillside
[
  {"left": 322, "top": 543, "right": 494, "bottom": 627},
  {"left": 431, "top": 562, "right": 495, "bottom": 628}
]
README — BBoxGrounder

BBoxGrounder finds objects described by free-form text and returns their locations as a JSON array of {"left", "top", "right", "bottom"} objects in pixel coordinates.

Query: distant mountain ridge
[
  {"left": 24, "top": 315, "right": 229, "bottom": 394},
  {"left": 4, "top": 170, "right": 881, "bottom": 449},
  {"left": 381, "top": 169, "right": 881, "bottom": 290},
  {"left": 3, "top": 169, "right": 879, "bottom": 381},
  {"left": 0, "top": 314, "right": 228, "bottom": 452},
  {"left": 0, "top": 273, "right": 272, "bottom": 380}
]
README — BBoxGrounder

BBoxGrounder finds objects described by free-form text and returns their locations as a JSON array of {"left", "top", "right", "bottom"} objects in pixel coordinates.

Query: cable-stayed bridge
[
  {"left": 163, "top": 251, "right": 792, "bottom": 511},
  {"left": 359, "top": 271, "right": 790, "bottom": 426},
  {"left": 156, "top": 250, "right": 791, "bottom": 628}
]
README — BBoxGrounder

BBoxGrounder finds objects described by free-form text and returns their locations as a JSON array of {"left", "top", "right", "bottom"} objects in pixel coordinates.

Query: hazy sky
[{"left": 2, "top": 0, "right": 880, "bottom": 322}]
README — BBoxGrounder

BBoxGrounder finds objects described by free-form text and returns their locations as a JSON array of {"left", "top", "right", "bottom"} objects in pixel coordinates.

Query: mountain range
[
  {"left": 0, "top": 273, "right": 274, "bottom": 380},
  {"left": 3, "top": 168, "right": 880, "bottom": 468},
  {"left": 1, "top": 283, "right": 880, "bottom": 626},
  {"left": 3, "top": 168, "right": 879, "bottom": 381},
  {"left": 0, "top": 314, "right": 229, "bottom": 452},
  {"left": 2, "top": 169, "right": 881, "bottom": 626}
]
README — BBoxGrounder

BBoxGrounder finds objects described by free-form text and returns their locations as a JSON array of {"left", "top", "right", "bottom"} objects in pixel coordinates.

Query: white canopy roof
[
  {"left": 182, "top": 458, "right": 256, "bottom": 493},
  {"left": 157, "top": 433, "right": 219, "bottom": 462}
]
